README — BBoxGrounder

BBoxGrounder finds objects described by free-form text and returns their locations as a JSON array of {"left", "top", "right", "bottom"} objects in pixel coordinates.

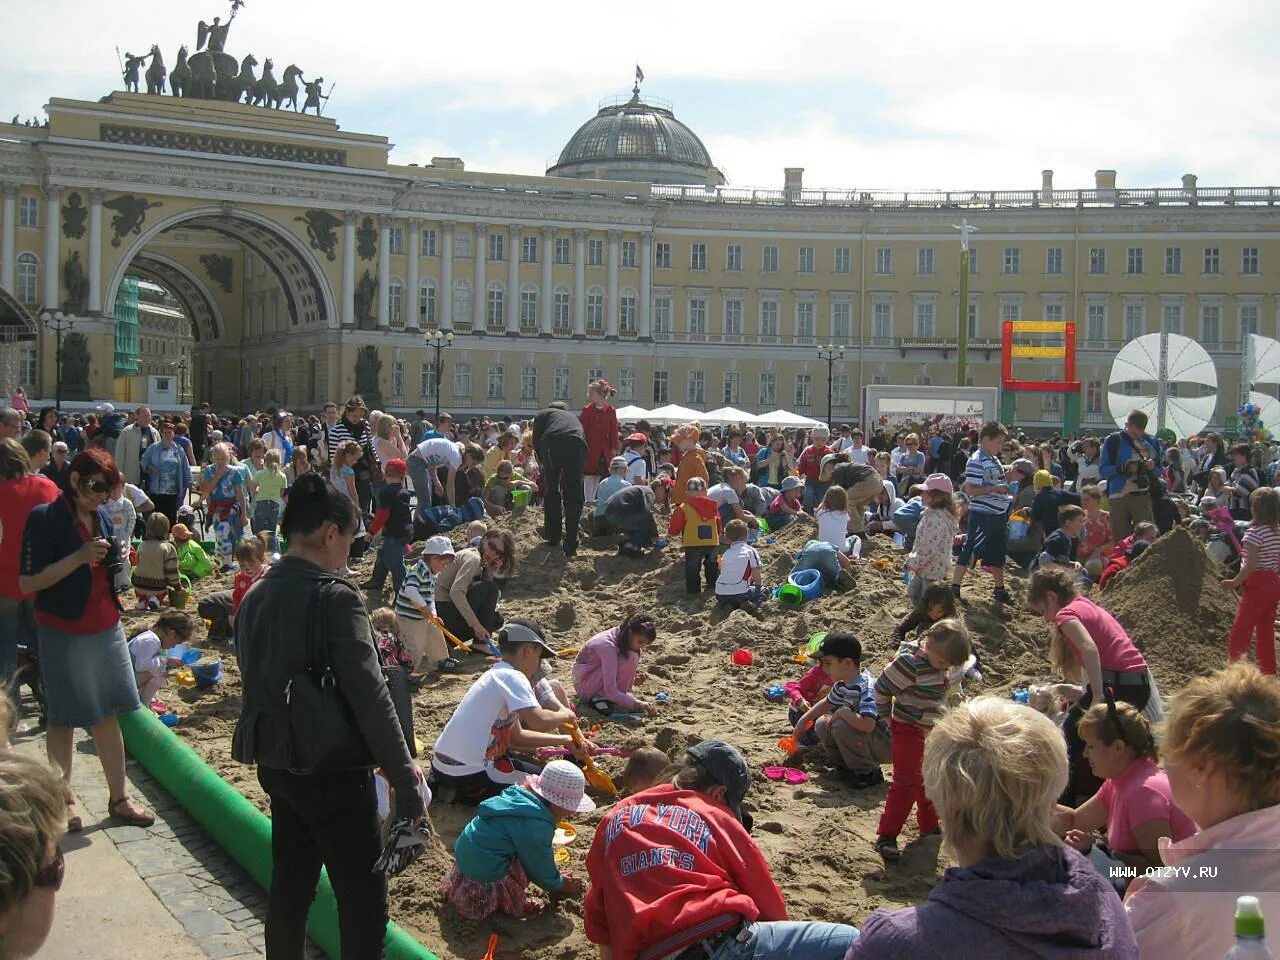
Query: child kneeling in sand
[
  {"left": 128, "top": 611, "right": 194, "bottom": 703},
  {"left": 790, "top": 632, "right": 890, "bottom": 788},
  {"left": 440, "top": 759, "right": 592, "bottom": 919},
  {"left": 394, "top": 535, "right": 458, "bottom": 674}
]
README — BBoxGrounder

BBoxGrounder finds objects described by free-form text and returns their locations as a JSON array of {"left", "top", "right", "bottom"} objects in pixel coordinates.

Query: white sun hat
[{"left": 526, "top": 760, "right": 596, "bottom": 814}]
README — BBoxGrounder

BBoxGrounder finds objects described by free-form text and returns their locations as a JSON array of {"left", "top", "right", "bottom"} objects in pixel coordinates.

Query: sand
[{"left": 145, "top": 513, "right": 1235, "bottom": 960}]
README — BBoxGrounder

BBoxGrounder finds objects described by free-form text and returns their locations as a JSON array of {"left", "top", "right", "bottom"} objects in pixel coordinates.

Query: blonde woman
[
  {"left": 0, "top": 751, "right": 68, "bottom": 958},
  {"left": 1126, "top": 664, "right": 1280, "bottom": 958},
  {"left": 847, "top": 698, "right": 1138, "bottom": 958}
]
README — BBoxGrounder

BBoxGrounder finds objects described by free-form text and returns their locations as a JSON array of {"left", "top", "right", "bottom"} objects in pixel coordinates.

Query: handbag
[{"left": 284, "top": 579, "right": 373, "bottom": 773}]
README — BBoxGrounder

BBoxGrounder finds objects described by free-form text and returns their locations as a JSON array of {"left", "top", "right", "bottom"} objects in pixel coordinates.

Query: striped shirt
[
  {"left": 394, "top": 559, "right": 437, "bottom": 620},
  {"left": 874, "top": 644, "right": 955, "bottom": 727},
  {"left": 1244, "top": 524, "right": 1280, "bottom": 573},
  {"left": 965, "top": 449, "right": 1012, "bottom": 516}
]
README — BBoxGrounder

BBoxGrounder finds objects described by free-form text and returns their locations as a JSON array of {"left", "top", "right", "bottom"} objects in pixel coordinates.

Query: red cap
[
  {"left": 626, "top": 432, "right": 649, "bottom": 443},
  {"left": 384, "top": 458, "right": 408, "bottom": 477}
]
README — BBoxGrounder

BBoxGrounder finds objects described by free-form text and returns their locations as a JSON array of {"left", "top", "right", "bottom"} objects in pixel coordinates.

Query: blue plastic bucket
[{"left": 788, "top": 567, "right": 824, "bottom": 601}]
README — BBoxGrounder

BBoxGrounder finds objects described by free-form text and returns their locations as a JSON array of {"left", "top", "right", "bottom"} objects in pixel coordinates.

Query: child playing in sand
[
  {"left": 483, "top": 459, "right": 536, "bottom": 518},
  {"left": 131, "top": 512, "right": 182, "bottom": 610},
  {"left": 1036, "top": 504, "right": 1089, "bottom": 577},
  {"left": 230, "top": 535, "right": 269, "bottom": 639},
  {"left": 792, "top": 632, "right": 891, "bottom": 788},
  {"left": 873, "top": 618, "right": 973, "bottom": 862},
  {"left": 464, "top": 519, "right": 487, "bottom": 549},
  {"left": 440, "top": 759, "right": 591, "bottom": 920},
  {"left": 1109, "top": 520, "right": 1158, "bottom": 561},
  {"left": 815, "top": 485, "right": 856, "bottom": 553},
  {"left": 1078, "top": 485, "right": 1113, "bottom": 579},
  {"left": 905, "top": 474, "right": 958, "bottom": 604},
  {"left": 128, "top": 610, "right": 194, "bottom": 704},
  {"left": 670, "top": 423, "right": 708, "bottom": 507},
  {"left": 586, "top": 457, "right": 631, "bottom": 533},
  {"left": 571, "top": 611, "right": 659, "bottom": 716},
  {"left": 785, "top": 633, "right": 834, "bottom": 748},
  {"left": 394, "top": 535, "right": 458, "bottom": 674},
  {"left": 622, "top": 747, "right": 670, "bottom": 794},
  {"left": 1224, "top": 485, "right": 1280, "bottom": 675},
  {"left": 669, "top": 476, "right": 721, "bottom": 594},
  {"left": 764, "top": 475, "right": 805, "bottom": 531},
  {"left": 715, "top": 519, "right": 764, "bottom": 613},
  {"left": 893, "top": 582, "right": 957, "bottom": 643}
]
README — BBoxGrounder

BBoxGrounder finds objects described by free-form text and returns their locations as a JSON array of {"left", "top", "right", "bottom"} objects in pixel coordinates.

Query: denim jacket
[{"left": 21, "top": 496, "right": 123, "bottom": 621}]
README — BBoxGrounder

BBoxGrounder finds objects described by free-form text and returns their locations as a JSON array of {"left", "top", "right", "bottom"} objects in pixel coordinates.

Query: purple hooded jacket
[{"left": 847, "top": 845, "right": 1137, "bottom": 960}]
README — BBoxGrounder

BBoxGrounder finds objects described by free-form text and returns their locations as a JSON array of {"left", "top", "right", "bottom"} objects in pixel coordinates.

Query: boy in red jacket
[{"left": 668, "top": 477, "right": 721, "bottom": 593}]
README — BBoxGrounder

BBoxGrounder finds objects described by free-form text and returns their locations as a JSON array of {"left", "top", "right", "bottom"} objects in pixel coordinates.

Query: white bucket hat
[
  {"left": 526, "top": 760, "right": 596, "bottom": 814},
  {"left": 422, "top": 535, "right": 455, "bottom": 556}
]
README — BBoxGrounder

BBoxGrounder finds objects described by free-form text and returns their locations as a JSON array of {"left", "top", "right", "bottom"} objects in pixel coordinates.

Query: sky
[{"left": 6, "top": 0, "right": 1280, "bottom": 192}]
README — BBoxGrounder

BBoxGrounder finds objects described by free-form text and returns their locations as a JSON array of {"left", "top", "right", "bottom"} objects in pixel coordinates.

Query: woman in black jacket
[{"left": 233, "top": 473, "right": 425, "bottom": 958}]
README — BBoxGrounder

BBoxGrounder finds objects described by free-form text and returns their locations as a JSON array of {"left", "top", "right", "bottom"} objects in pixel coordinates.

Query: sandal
[{"left": 108, "top": 796, "right": 155, "bottom": 828}]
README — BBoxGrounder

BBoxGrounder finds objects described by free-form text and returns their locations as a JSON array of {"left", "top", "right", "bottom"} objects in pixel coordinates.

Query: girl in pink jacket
[{"left": 571, "top": 611, "right": 657, "bottom": 716}]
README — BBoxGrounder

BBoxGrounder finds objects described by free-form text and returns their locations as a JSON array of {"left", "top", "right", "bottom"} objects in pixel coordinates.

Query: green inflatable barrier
[{"left": 119, "top": 708, "right": 438, "bottom": 960}]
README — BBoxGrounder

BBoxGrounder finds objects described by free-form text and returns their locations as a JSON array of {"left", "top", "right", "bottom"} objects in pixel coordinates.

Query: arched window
[
  {"left": 586, "top": 285, "right": 605, "bottom": 333},
  {"left": 520, "top": 283, "right": 538, "bottom": 330},
  {"left": 16, "top": 253, "right": 37, "bottom": 306},
  {"left": 419, "top": 279, "right": 437, "bottom": 328},
  {"left": 388, "top": 278, "right": 404, "bottom": 327},
  {"left": 553, "top": 286, "right": 571, "bottom": 332},
  {"left": 452, "top": 279, "right": 472, "bottom": 328},
  {"left": 486, "top": 281, "right": 505, "bottom": 330}
]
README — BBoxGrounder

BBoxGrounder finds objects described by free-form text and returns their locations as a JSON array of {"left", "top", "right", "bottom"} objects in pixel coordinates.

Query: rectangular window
[
  {"left": 520, "top": 365, "right": 538, "bottom": 401},
  {"left": 421, "top": 228, "right": 437, "bottom": 257},
  {"left": 18, "top": 197, "right": 37, "bottom": 228},
  {"left": 723, "top": 371, "right": 740, "bottom": 405},
  {"left": 620, "top": 294, "right": 636, "bottom": 333},
  {"left": 654, "top": 242, "right": 671, "bottom": 269},
  {"left": 914, "top": 300, "right": 936, "bottom": 338},
  {"left": 621, "top": 239, "right": 637, "bottom": 267},
  {"left": 1044, "top": 302, "right": 1065, "bottom": 323},
  {"left": 798, "top": 246, "right": 815, "bottom": 273},
  {"left": 760, "top": 299, "right": 779, "bottom": 338},
  {"left": 554, "top": 366, "right": 572, "bottom": 400},
  {"left": 389, "top": 227, "right": 403, "bottom": 255},
  {"left": 388, "top": 283, "right": 403, "bottom": 325},
  {"left": 1086, "top": 303, "right": 1106, "bottom": 343},
  {"left": 917, "top": 247, "right": 934, "bottom": 275},
  {"left": 796, "top": 301, "right": 815, "bottom": 339},
  {"left": 967, "top": 301, "right": 978, "bottom": 340},
  {"left": 1086, "top": 379, "right": 1104, "bottom": 415},
  {"left": 725, "top": 244, "right": 742, "bottom": 271},
  {"left": 555, "top": 237, "right": 571, "bottom": 264},
  {"left": 586, "top": 290, "right": 604, "bottom": 332},
  {"left": 968, "top": 248, "right": 980, "bottom": 274},
  {"left": 1202, "top": 304, "right": 1221, "bottom": 344},
  {"left": 486, "top": 286, "right": 504, "bottom": 329},
  {"left": 834, "top": 246, "right": 851, "bottom": 274},
  {"left": 588, "top": 238, "right": 604, "bottom": 266},
  {"left": 1127, "top": 247, "right": 1143, "bottom": 275},
  {"left": 419, "top": 362, "right": 435, "bottom": 399},
  {"left": 1165, "top": 246, "right": 1182, "bottom": 275},
  {"left": 1046, "top": 247, "right": 1063, "bottom": 275},
  {"left": 872, "top": 302, "right": 892, "bottom": 342},
  {"left": 690, "top": 242, "right": 707, "bottom": 271},
  {"left": 587, "top": 367, "right": 604, "bottom": 390},
  {"left": 687, "top": 370, "right": 705, "bottom": 406},
  {"left": 1162, "top": 303, "right": 1183, "bottom": 335},
  {"left": 488, "top": 232, "right": 504, "bottom": 262},
  {"left": 1003, "top": 247, "right": 1020, "bottom": 274},
  {"left": 453, "top": 282, "right": 471, "bottom": 327},
  {"left": 832, "top": 301, "right": 852, "bottom": 340},
  {"left": 758, "top": 372, "right": 777, "bottom": 409},
  {"left": 653, "top": 296, "right": 672, "bottom": 335},
  {"left": 454, "top": 229, "right": 472, "bottom": 259},
  {"left": 1001, "top": 299, "right": 1022, "bottom": 323},
  {"left": 794, "top": 373, "right": 812, "bottom": 408},
  {"left": 553, "top": 289, "right": 571, "bottom": 330},
  {"left": 520, "top": 235, "right": 538, "bottom": 263},
  {"left": 1124, "top": 302, "right": 1146, "bottom": 340},
  {"left": 1089, "top": 247, "right": 1106, "bottom": 274},
  {"left": 520, "top": 287, "right": 537, "bottom": 329},
  {"left": 762, "top": 245, "right": 779, "bottom": 272},
  {"left": 724, "top": 298, "right": 743, "bottom": 336},
  {"left": 453, "top": 362, "right": 471, "bottom": 399},
  {"left": 391, "top": 361, "right": 404, "bottom": 397},
  {"left": 487, "top": 365, "right": 504, "bottom": 400},
  {"left": 1243, "top": 247, "right": 1260, "bottom": 275},
  {"left": 1204, "top": 246, "right": 1220, "bottom": 274},
  {"left": 1241, "top": 304, "right": 1260, "bottom": 338},
  {"left": 688, "top": 297, "right": 707, "bottom": 335},
  {"left": 875, "top": 247, "right": 892, "bottom": 274},
  {"left": 652, "top": 370, "right": 669, "bottom": 405}
]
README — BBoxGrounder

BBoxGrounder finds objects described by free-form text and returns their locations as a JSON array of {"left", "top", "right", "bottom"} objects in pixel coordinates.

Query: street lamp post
[
  {"left": 817, "top": 343, "right": 845, "bottom": 432},
  {"left": 38, "top": 310, "right": 73, "bottom": 413},
  {"left": 953, "top": 219, "right": 979, "bottom": 387},
  {"left": 427, "top": 329, "right": 453, "bottom": 422}
]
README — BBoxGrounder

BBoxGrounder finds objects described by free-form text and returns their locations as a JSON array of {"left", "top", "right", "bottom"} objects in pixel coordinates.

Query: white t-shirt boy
[
  {"left": 431, "top": 661, "right": 538, "bottom": 776},
  {"left": 716, "top": 540, "right": 762, "bottom": 597}
]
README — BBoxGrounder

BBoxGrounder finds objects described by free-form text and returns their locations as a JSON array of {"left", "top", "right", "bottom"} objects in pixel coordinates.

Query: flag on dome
[{"left": 635, "top": 64, "right": 645, "bottom": 84}]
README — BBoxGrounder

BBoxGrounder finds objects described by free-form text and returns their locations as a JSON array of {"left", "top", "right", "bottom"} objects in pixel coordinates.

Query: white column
[
  {"left": 87, "top": 190, "right": 103, "bottom": 313},
  {"left": 540, "top": 227, "right": 554, "bottom": 336},
  {"left": 342, "top": 212, "right": 357, "bottom": 327},
  {"left": 506, "top": 224, "right": 521, "bottom": 335},
  {"left": 1, "top": 188, "right": 16, "bottom": 295},
  {"left": 639, "top": 233, "right": 653, "bottom": 340},
  {"left": 43, "top": 189, "right": 60, "bottom": 309},
  {"left": 377, "top": 216, "right": 392, "bottom": 328},
  {"left": 406, "top": 219, "right": 421, "bottom": 330},
  {"left": 473, "top": 223, "right": 488, "bottom": 331},
  {"left": 573, "top": 229, "right": 586, "bottom": 338},
  {"left": 606, "top": 230, "right": 621, "bottom": 338},
  {"left": 440, "top": 221, "right": 454, "bottom": 331}
]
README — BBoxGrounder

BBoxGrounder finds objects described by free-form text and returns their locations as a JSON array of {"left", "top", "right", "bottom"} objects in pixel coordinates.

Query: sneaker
[
  {"left": 436, "top": 657, "right": 463, "bottom": 673},
  {"left": 875, "top": 835, "right": 902, "bottom": 863},
  {"left": 992, "top": 587, "right": 1014, "bottom": 605}
]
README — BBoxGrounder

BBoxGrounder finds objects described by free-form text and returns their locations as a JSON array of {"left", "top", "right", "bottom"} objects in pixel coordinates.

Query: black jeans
[
  {"left": 258, "top": 766, "right": 386, "bottom": 960},
  {"left": 684, "top": 546, "right": 719, "bottom": 593},
  {"left": 1063, "top": 677, "right": 1151, "bottom": 803},
  {"left": 541, "top": 435, "right": 586, "bottom": 549},
  {"left": 150, "top": 493, "right": 179, "bottom": 526},
  {"left": 436, "top": 581, "right": 503, "bottom": 645},
  {"left": 606, "top": 502, "right": 658, "bottom": 549}
]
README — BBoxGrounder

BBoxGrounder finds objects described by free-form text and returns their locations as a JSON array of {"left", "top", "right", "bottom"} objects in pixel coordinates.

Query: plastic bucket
[
  {"left": 775, "top": 583, "right": 806, "bottom": 608},
  {"left": 199, "top": 540, "right": 216, "bottom": 556},
  {"left": 757, "top": 517, "right": 770, "bottom": 533},
  {"left": 788, "top": 567, "right": 824, "bottom": 601},
  {"left": 512, "top": 489, "right": 531, "bottom": 508}
]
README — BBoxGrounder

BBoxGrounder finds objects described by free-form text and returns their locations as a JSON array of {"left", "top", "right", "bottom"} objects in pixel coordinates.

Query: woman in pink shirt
[
  {"left": 1126, "top": 663, "right": 1280, "bottom": 959},
  {"left": 570, "top": 611, "right": 657, "bottom": 716},
  {"left": 1028, "top": 567, "right": 1153, "bottom": 802},
  {"left": 1054, "top": 700, "right": 1196, "bottom": 877}
]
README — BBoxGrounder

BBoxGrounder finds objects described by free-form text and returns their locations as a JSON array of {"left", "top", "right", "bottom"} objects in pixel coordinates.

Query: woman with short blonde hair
[
  {"left": 0, "top": 750, "right": 67, "bottom": 958},
  {"left": 847, "top": 697, "right": 1137, "bottom": 958},
  {"left": 1126, "top": 663, "right": 1280, "bottom": 958}
]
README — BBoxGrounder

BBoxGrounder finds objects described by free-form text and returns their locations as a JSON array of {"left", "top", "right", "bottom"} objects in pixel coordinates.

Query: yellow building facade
[{"left": 1, "top": 89, "right": 1277, "bottom": 432}]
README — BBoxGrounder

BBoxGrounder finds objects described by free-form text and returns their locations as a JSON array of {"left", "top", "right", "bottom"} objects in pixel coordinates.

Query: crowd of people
[{"left": 2, "top": 383, "right": 1279, "bottom": 960}]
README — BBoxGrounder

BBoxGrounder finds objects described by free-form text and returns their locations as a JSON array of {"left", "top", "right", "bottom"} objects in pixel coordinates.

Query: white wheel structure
[
  {"left": 1107, "top": 332, "right": 1217, "bottom": 437},
  {"left": 1245, "top": 334, "right": 1280, "bottom": 421}
]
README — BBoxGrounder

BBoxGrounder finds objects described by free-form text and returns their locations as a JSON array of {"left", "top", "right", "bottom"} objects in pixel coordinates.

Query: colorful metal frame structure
[{"left": 1000, "top": 320, "right": 1081, "bottom": 430}]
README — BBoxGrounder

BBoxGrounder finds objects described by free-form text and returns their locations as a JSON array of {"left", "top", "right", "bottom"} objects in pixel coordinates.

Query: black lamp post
[
  {"left": 427, "top": 329, "right": 453, "bottom": 422},
  {"left": 817, "top": 343, "right": 845, "bottom": 432},
  {"left": 39, "top": 310, "right": 73, "bottom": 413}
]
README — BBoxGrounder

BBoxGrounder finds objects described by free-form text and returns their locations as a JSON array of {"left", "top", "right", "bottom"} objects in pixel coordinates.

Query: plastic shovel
[
  {"left": 563, "top": 721, "right": 620, "bottom": 797},
  {"left": 482, "top": 933, "right": 498, "bottom": 960},
  {"left": 555, "top": 647, "right": 579, "bottom": 658},
  {"left": 431, "top": 617, "right": 476, "bottom": 655}
]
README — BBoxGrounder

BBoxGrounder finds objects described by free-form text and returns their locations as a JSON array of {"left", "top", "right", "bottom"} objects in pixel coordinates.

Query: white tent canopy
[
  {"left": 753, "top": 409, "right": 826, "bottom": 429},
  {"left": 646, "top": 403, "right": 705, "bottom": 424},
  {"left": 614, "top": 404, "right": 652, "bottom": 421},
  {"left": 700, "top": 406, "right": 757, "bottom": 427}
]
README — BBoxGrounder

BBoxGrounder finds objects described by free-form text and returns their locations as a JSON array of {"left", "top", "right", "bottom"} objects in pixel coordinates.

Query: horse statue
[
  {"left": 188, "top": 47, "right": 217, "bottom": 99},
  {"left": 250, "top": 58, "right": 277, "bottom": 107},
  {"left": 145, "top": 44, "right": 167, "bottom": 95},
  {"left": 219, "top": 53, "right": 257, "bottom": 103},
  {"left": 170, "top": 45, "right": 190, "bottom": 97},
  {"left": 278, "top": 65, "right": 303, "bottom": 111}
]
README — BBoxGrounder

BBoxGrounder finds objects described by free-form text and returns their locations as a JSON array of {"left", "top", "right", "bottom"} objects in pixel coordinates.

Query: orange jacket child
[
  {"left": 669, "top": 493, "right": 722, "bottom": 547},
  {"left": 672, "top": 446, "right": 709, "bottom": 507}
]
